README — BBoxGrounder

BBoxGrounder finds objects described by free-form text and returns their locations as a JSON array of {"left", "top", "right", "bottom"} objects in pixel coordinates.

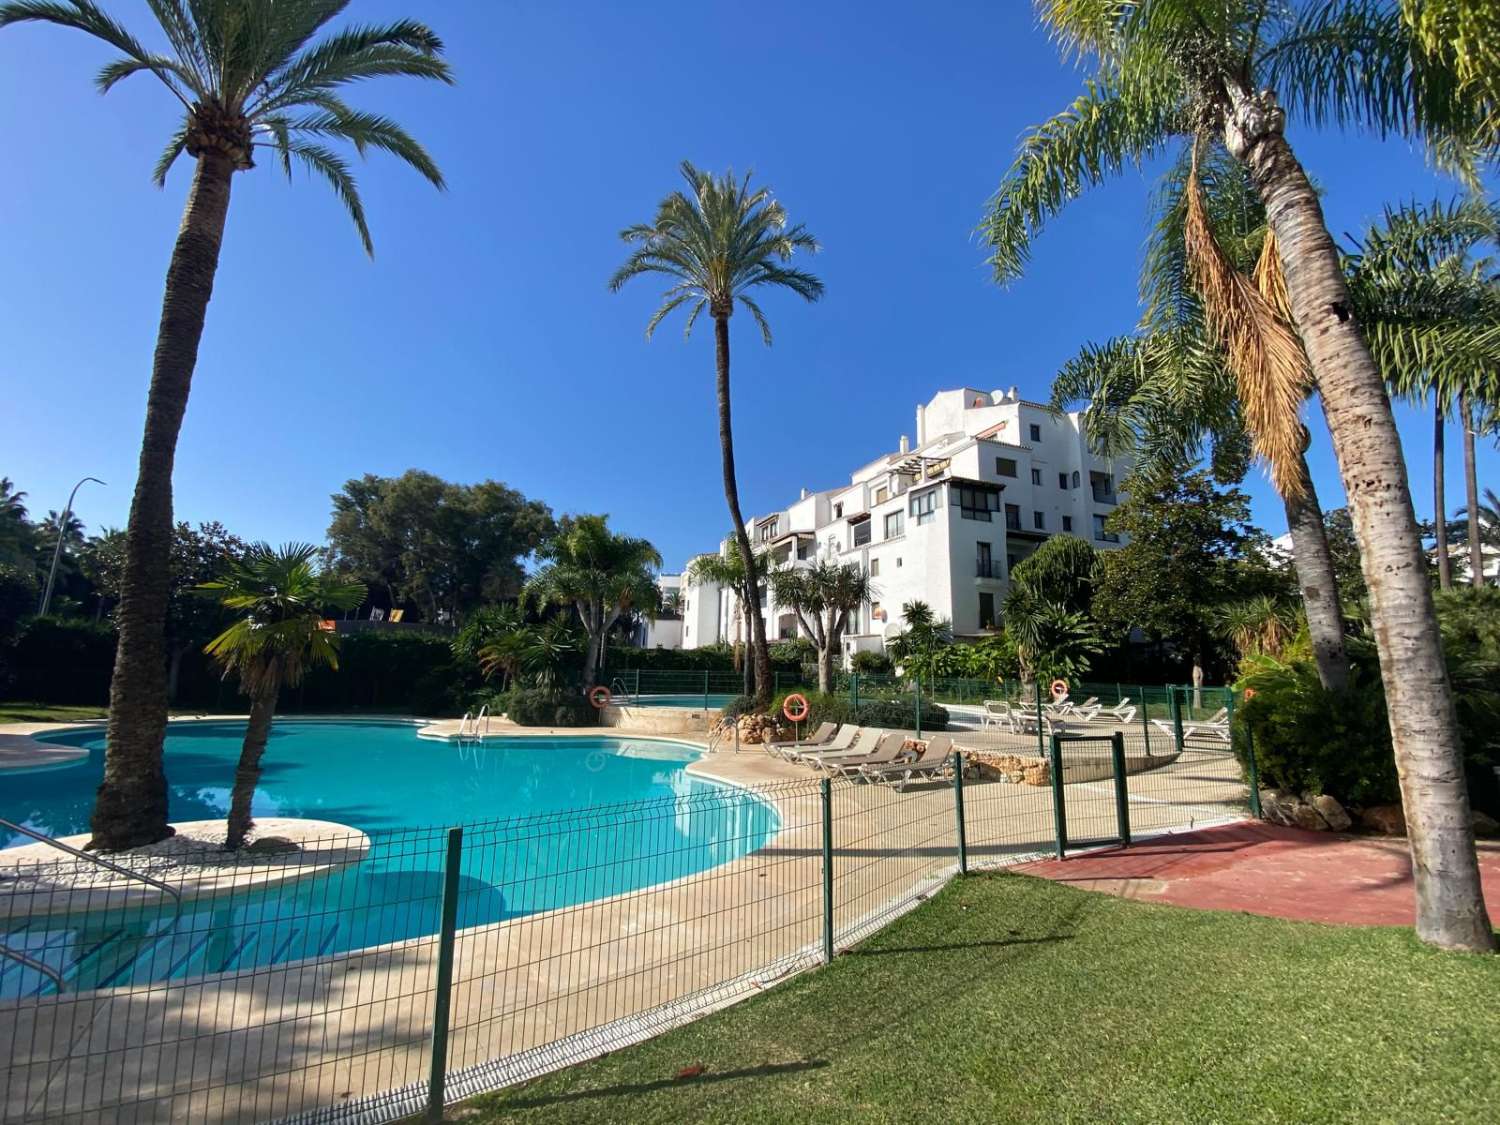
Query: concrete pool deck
[{"left": 0, "top": 720, "right": 1250, "bottom": 1123}]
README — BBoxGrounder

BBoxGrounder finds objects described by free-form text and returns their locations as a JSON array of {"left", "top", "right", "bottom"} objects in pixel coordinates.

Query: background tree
[
  {"left": 1320, "top": 508, "right": 1368, "bottom": 608},
  {"left": 326, "top": 471, "right": 555, "bottom": 622},
  {"left": 611, "top": 161, "right": 823, "bottom": 703},
  {"left": 886, "top": 601, "right": 956, "bottom": 683},
  {"left": 1002, "top": 535, "right": 1106, "bottom": 684},
  {"left": 1093, "top": 472, "right": 1255, "bottom": 687},
  {"left": 200, "top": 544, "right": 365, "bottom": 849},
  {"left": 686, "top": 543, "right": 756, "bottom": 693},
  {"left": 982, "top": 0, "right": 1493, "bottom": 952},
  {"left": 1451, "top": 488, "right": 1500, "bottom": 585},
  {"left": 766, "top": 560, "right": 872, "bottom": 692},
  {"left": 0, "top": 0, "right": 452, "bottom": 850},
  {"left": 523, "top": 515, "right": 662, "bottom": 692},
  {"left": 0, "top": 478, "right": 40, "bottom": 571}
]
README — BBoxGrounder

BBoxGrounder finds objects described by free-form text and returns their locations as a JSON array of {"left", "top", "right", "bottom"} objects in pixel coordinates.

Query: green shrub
[
  {"left": 850, "top": 650, "right": 892, "bottom": 674},
  {"left": 1, "top": 617, "right": 116, "bottom": 704},
  {"left": 720, "top": 695, "right": 759, "bottom": 719},
  {"left": 767, "top": 689, "right": 948, "bottom": 732},
  {"left": 500, "top": 688, "right": 593, "bottom": 727}
]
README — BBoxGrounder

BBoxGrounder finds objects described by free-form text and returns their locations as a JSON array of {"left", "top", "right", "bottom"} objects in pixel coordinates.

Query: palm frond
[
  {"left": 288, "top": 140, "right": 371, "bottom": 255},
  {"left": 285, "top": 109, "right": 444, "bottom": 188},
  {"left": 151, "top": 115, "right": 191, "bottom": 187}
]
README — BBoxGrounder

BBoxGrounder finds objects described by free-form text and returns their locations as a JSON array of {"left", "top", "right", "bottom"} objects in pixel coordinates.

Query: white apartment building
[{"left": 679, "top": 387, "right": 1130, "bottom": 662}]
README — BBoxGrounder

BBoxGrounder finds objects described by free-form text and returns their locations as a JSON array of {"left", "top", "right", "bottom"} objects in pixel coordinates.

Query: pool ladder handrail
[
  {"left": 610, "top": 676, "right": 635, "bottom": 705},
  {"left": 0, "top": 817, "right": 185, "bottom": 994},
  {"left": 456, "top": 705, "right": 489, "bottom": 745}
]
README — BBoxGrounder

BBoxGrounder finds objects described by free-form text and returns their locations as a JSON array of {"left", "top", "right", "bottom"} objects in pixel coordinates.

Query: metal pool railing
[{"left": 0, "top": 735, "right": 1253, "bottom": 1124}]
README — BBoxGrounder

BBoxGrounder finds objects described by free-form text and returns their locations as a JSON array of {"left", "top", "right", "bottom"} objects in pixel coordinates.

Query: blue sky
[{"left": 2, "top": 0, "right": 1494, "bottom": 572}]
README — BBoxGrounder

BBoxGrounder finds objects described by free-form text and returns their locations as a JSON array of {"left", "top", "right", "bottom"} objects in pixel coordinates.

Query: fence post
[
  {"left": 1034, "top": 679, "right": 1046, "bottom": 759},
  {"left": 820, "top": 778, "right": 835, "bottom": 964},
  {"left": 852, "top": 671, "right": 859, "bottom": 710},
  {"left": 1170, "top": 687, "right": 1185, "bottom": 753},
  {"left": 1237, "top": 697, "right": 1263, "bottom": 818},
  {"left": 1049, "top": 734, "right": 1067, "bottom": 859},
  {"left": 953, "top": 751, "right": 968, "bottom": 875},
  {"left": 704, "top": 669, "right": 710, "bottom": 710},
  {"left": 1140, "top": 692, "right": 1153, "bottom": 756},
  {"left": 914, "top": 674, "right": 922, "bottom": 738},
  {"left": 425, "top": 827, "right": 464, "bottom": 1124},
  {"left": 1110, "top": 731, "right": 1131, "bottom": 846}
]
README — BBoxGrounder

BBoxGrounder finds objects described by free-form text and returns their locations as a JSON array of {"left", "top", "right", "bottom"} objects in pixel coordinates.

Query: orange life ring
[
  {"left": 1243, "top": 688, "right": 1257, "bottom": 700},
  {"left": 588, "top": 685, "right": 612, "bottom": 709},
  {"left": 1049, "top": 679, "right": 1069, "bottom": 700},
  {"left": 782, "top": 693, "right": 810, "bottom": 723}
]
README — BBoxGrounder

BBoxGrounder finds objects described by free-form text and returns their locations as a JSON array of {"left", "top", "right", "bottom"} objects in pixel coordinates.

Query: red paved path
[{"left": 1015, "top": 821, "right": 1500, "bottom": 926}]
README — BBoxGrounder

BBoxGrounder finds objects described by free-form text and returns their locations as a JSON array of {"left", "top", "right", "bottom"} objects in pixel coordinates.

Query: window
[
  {"left": 758, "top": 517, "right": 779, "bottom": 542},
  {"left": 1062, "top": 515, "right": 1073, "bottom": 532},
  {"left": 896, "top": 557, "right": 903, "bottom": 567},
  {"left": 1033, "top": 510, "right": 1045, "bottom": 530},
  {"left": 870, "top": 558, "right": 880, "bottom": 577},
  {"left": 910, "top": 489, "right": 938, "bottom": 525},
  {"left": 852, "top": 520, "right": 871, "bottom": 547},
  {"left": 875, "top": 486, "right": 889, "bottom": 505},
  {"left": 685, "top": 625, "right": 690, "bottom": 638},
  {"left": 996, "top": 457, "right": 1018, "bottom": 478},
  {"left": 954, "top": 483, "right": 1001, "bottom": 521},
  {"left": 834, "top": 502, "right": 843, "bottom": 518},
  {"left": 797, "top": 538, "right": 814, "bottom": 561},
  {"left": 977, "top": 541, "right": 997, "bottom": 578},
  {"left": 758, "top": 585, "right": 767, "bottom": 607},
  {"left": 1031, "top": 468, "right": 1043, "bottom": 485},
  {"left": 1093, "top": 513, "right": 1120, "bottom": 543},
  {"left": 1007, "top": 552, "right": 1019, "bottom": 573},
  {"left": 1029, "top": 423, "right": 1042, "bottom": 442},
  {"left": 1004, "top": 502, "right": 1021, "bottom": 530},
  {"left": 1058, "top": 472, "right": 1069, "bottom": 490},
  {"left": 884, "top": 510, "right": 904, "bottom": 539},
  {"left": 1072, "top": 471, "right": 1081, "bottom": 488},
  {"left": 979, "top": 592, "right": 996, "bottom": 630}
]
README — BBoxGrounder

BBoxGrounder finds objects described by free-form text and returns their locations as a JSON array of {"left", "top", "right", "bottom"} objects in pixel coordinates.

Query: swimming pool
[
  {"left": 0, "top": 721, "right": 777, "bottom": 995},
  {"left": 621, "top": 692, "right": 738, "bottom": 709}
]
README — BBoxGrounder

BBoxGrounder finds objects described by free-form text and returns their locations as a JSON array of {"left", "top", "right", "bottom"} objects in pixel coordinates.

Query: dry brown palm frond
[
  {"left": 1253, "top": 227, "right": 1294, "bottom": 323},
  {"left": 1184, "top": 142, "right": 1311, "bottom": 499}
]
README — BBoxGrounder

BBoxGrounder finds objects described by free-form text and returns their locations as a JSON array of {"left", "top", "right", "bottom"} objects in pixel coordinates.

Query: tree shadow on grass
[
  {"left": 480, "top": 1059, "right": 829, "bottom": 1111},
  {"left": 848, "top": 934, "right": 1073, "bottom": 957}
]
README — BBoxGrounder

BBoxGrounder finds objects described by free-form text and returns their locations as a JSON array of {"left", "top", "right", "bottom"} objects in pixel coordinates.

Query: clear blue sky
[{"left": 2, "top": 1, "right": 1494, "bottom": 571}]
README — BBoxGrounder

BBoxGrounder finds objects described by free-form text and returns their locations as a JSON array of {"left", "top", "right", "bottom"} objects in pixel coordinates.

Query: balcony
[
  {"left": 1091, "top": 486, "right": 1117, "bottom": 504},
  {"left": 975, "top": 559, "right": 1002, "bottom": 579},
  {"left": 1094, "top": 530, "right": 1121, "bottom": 544}
]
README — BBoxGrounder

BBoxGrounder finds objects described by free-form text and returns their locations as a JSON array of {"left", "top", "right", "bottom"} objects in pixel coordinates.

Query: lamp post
[{"left": 37, "top": 476, "right": 105, "bottom": 618}]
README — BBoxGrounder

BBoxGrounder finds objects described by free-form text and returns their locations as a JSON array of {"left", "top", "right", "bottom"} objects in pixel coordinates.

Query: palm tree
[
  {"left": 1, "top": 2, "right": 451, "bottom": 851},
  {"left": 610, "top": 162, "right": 824, "bottom": 703},
  {"left": 687, "top": 544, "right": 756, "bottom": 693},
  {"left": 983, "top": 1, "right": 1494, "bottom": 952},
  {"left": 1054, "top": 146, "right": 1351, "bottom": 690},
  {"left": 200, "top": 544, "right": 365, "bottom": 850},
  {"left": 766, "top": 560, "right": 872, "bottom": 692},
  {"left": 523, "top": 516, "right": 662, "bottom": 693},
  {"left": 1453, "top": 487, "right": 1500, "bottom": 584},
  {"left": 1345, "top": 197, "right": 1500, "bottom": 590}
]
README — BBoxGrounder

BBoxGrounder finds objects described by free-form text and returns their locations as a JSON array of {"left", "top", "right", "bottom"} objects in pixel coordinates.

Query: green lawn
[
  {"left": 460, "top": 873, "right": 1498, "bottom": 1124},
  {"left": 0, "top": 701, "right": 109, "bottom": 724}
]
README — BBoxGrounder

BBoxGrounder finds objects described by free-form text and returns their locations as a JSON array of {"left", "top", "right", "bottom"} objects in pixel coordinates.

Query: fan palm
[
  {"left": 200, "top": 543, "right": 365, "bottom": 850},
  {"left": 1345, "top": 197, "right": 1500, "bottom": 589},
  {"left": 687, "top": 544, "right": 758, "bottom": 694},
  {"left": 767, "top": 561, "right": 873, "bottom": 692},
  {"left": 983, "top": 0, "right": 1493, "bottom": 952},
  {"left": 610, "top": 162, "right": 823, "bottom": 703},
  {"left": 1, "top": 1, "right": 451, "bottom": 850},
  {"left": 523, "top": 516, "right": 663, "bottom": 693}
]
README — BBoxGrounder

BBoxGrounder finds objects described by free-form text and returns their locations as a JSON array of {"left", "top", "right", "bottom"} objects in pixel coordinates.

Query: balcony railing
[
  {"left": 1094, "top": 530, "right": 1121, "bottom": 544},
  {"left": 975, "top": 559, "right": 1002, "bottom": 579},
  {"left": 1091, "top": 486, "right": 1117, "bottom": 504}
]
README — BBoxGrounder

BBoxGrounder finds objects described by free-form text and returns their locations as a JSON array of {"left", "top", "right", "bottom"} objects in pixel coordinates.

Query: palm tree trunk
[
  {"left": 226, "top": 688, "right": 276, "bottom": 851},
  {"left": 1228, "top": 97, "right": 1494, "bottom": 952},
  {"left": 1282, "top": 456, "right": 1349, "bottom": 691},
  {"left": 817, "top": 642, "right": 835, "bottom": 694},
  {"left": 90, "top": 153, "right": 236, "bottom": 851},
  {"left": 1462, "top": 394, "right": 1484, "bottom": 588},
  {"left": 713, "top": 313, "right": 771, "bottom": 701},
  {"left": 1436, "top": 402, "right": 1452, "bottom": 589}
]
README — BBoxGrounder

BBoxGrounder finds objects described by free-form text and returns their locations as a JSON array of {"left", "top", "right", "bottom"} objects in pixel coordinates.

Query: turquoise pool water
[
  {"left": 0, "top": 721, "right": 777, "bottom": 995},
  {"left": 625, "top": 692, "right": 736, "bottom": 709}
]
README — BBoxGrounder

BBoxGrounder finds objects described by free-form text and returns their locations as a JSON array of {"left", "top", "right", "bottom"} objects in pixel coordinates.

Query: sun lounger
[
  {"left": 858, "top": 734, "right": 956, "bottom": 790},
  {"left": 766, "top": 721, "right": 837, "bottom": 756},
  {"left": 786, "top": 725, "right": 872, "bottom": 764},
  {"left": 980, "top": 700, "right": 1012, "bottom": 731},
  {"left": 819, "top": 731, "right": 911, "bottom": 776},
  {"left": 1150, "top": 707, "right": 1230, "bottom": 743}
]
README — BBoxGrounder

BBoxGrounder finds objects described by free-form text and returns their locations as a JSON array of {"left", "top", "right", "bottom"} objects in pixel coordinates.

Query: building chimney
[
  {"left": 915, "top": 403, "right": 927, "bottom": 444},
  {"left": 799, "top": 487, "right": 808, "bottom": 500},
  {"left": 1008, "top": 385, "right": 1019, "bottom": 401},
  {"left": 899, "top": 434, "right": 910, "bottom": 454}
]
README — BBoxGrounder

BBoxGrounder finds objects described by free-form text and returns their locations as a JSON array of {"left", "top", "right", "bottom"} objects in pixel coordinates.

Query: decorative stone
[
  {"left": 1359, "top": 804, "right": 1408, "bottom": 837},
  {"left": 1311, "top": 794, "right": 1352, "bottom": 832},
  {"left": 245, "top": 836, "right": 300, "bottom": 856},
  {"left": 1290, "top": 802, "right": 1329, "bottom": 832}
]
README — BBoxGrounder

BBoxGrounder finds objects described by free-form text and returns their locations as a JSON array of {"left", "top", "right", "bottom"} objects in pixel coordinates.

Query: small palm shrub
[{"left": 498, "top": 688, "right": 593, "bottom": 727}]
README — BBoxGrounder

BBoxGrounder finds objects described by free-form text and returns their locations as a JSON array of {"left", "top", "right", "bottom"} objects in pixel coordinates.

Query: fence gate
[{"left": 1047, "top": 732, "right": 1131, "bottom": 859}]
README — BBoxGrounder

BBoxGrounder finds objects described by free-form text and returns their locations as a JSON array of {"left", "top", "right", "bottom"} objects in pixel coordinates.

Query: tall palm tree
[
  {"left": 766, "top": 560, "right": 872, "bottom": 692},
  {"left": 523, "top": 515, "right": 663, "bottom": 693},
  {"left": 983, "top": 1, "right": 1493, "bottom": 951},
  {"left": 1453, "top": 487, "right": 1500, "bottom": 584},
  {"left": 610, "top": 162, "right": 823, "bottom": 703},
  {"left": 200, "top": 543, "right": 365, "bottom": 850},
  {"left": 0, "top": 1, "right": 451, "bottom": 850},
  {"left": 1345, "top": 197, "right": 1500, "bottom": 590},
  {"left": 1055, "top": 145, "right": 1351, "bottom": 689}
]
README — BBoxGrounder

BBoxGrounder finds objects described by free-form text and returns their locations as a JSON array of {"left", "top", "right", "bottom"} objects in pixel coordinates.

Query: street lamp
[{"left": 37, "top": 476, "right": 105, "bottom": 618}]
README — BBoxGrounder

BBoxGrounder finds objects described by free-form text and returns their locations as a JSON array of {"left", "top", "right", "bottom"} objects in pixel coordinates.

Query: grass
[
  {"left": 459, "top": 873, "right": 1499, "bottom": 1124},
  {"left": 0, "top": 701, "right": 109, "bottom": 724}
]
